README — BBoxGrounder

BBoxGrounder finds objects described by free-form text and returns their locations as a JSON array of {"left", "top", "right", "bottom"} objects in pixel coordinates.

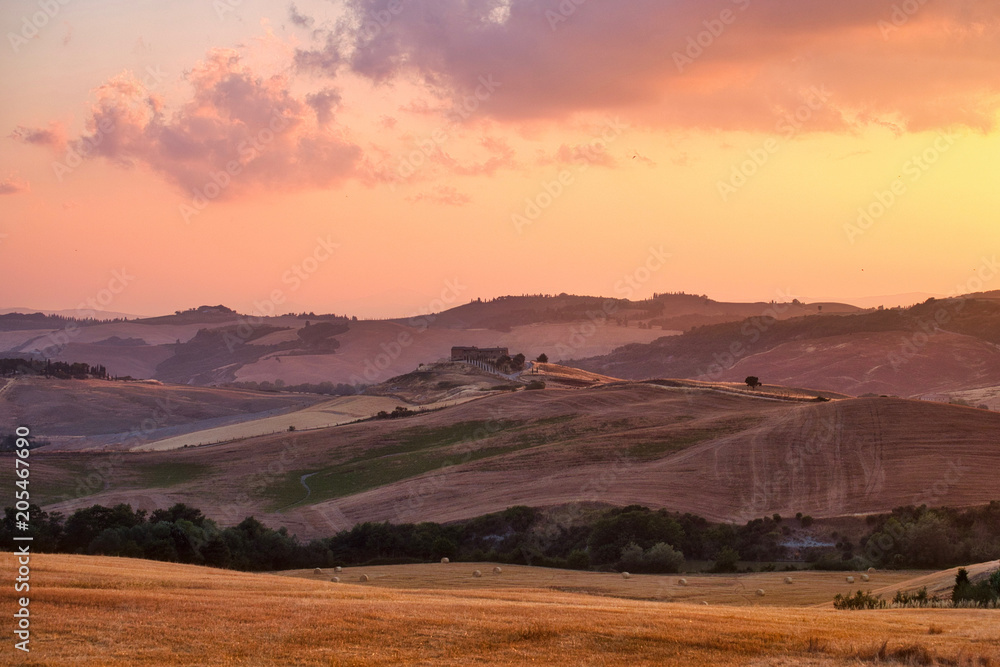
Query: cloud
[
  {"left": 10, "top": 123, "right": 67, "bottom": 150},
  {"left": 53, "top": 49, "right": 362, "bottom": 198},
  {"left": 540, "top": 142, "right": 617, "bottom": 169},
  {"left": 0, "top": 175, "right": 30, "bottom": 195},
  {"left": 405, "top": 185, "right": 471, "bottom": 206},
  {"left": 298, "top": 0, "right": 1000, "bottom": 133},
  {"left": 288, "top": 3, "right": 315, "bottom": 28},
  {"left": 305, "top": 88, "right": 341, "bottom": 125}
]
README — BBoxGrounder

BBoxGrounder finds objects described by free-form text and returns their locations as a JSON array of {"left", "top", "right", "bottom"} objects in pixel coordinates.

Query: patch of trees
[
  {"left": 0, "top": 358, "right": 109, "bottom": 379},
  {"left": 0, "top": 434, "right": 49, "bottom": 452},
  {"left": 0, "top": 312, "right": 126, "bottom": 330},
  {"left": 374, "top": 406, "right": 417, "bottom": 420},
  {"left": 952, "top": 567, "right": 1000, "bottom": 606},
  {"left": 227, "top": 380, "right": 361, "bottom": 396},
  {"left": 859, "top": 503, "right": 1000, "bottom": 570}
]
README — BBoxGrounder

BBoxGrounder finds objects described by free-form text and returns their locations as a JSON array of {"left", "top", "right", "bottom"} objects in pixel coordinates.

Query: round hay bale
[
  {"left": 493, "top": 566, "right": 502, "bottom": 575},
  {"left": 621, "top": 572, "right": 631, "bottom": 580},
  {"left": 441, "top": 557, "right": 450, "bottom": 564},
  {"left": 784, "top": 577, "right": 793, "bottom": 584},
  {"left": 846, "top": 576, "right": 855, "bottom": 584},
  {"left": 334, "top": 566, "right": 342, "bottom": 573},
  {"left": 755, "top": 589, "right": 765, "bottom": 597},
  {"left": 473, "top": 570, "right": 482, "bottom": 578},
  {"left": 867, "top": 567, "right": 876, "bottom": 573},
  {"left": 330, "top": 577, "right": 340, "bottom": 583},
  {"left": 313, "top": 568, "right": 323, "bottom": 574},
  {"left": 359, "top": 574, "right": 369, "bottom": 583},
  {"left": 700, "top": 601, "right": 709, "bottom": 606},
  {"left": 678, "top": 577, "right": 688, "bottom": 586}
]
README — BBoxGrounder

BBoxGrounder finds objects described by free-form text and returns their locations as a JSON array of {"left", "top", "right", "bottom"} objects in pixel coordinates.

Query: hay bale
[
  {"left": 784, "top": 577, "right": 793, "bottom": 584},
  {"left": 678, "top": 578, "right": 688, "bottom": 586},
  {"left": 313, "top": 568, "right": 323, "bottom": 574},
  {"left": 846, "top": 576, "right": 855, "bottom": 584},
  {"left": 861, "top": 574, "right": 870, "bottom": 582},
  {"left": 621, "top": 572, "right": 631, "bottom": 580},
  {"left": 867, "top": 567, "right": 876, "bottom": 573},
  {"left": 700, "top": 601, "right": 709, "bottom": 606},
  {"left": 493, "top": 566, "right": 502, "bottom": 575},
  {"left": 756, "top": 589, "right": 765, "bottom": 597},
  {"left": 441, "top": 557, "right": 450, "bottom": 564},
  {"left": 330, "top": 577, "right": 340, "bottom": 583},
  {"left": 359, "top": 574, "right": 369, "bottom": 583},
  {"left": 473, "top": 570, "right": 482, "bottom": 578},
  {"left": 334, "top": 566, "right": 342, "bottom": 573}
]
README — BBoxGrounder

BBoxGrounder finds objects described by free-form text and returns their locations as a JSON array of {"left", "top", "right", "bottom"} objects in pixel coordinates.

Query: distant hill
[
  {"left": 0, "top": 294, "right": 857, "bottom": 386},
  {"left": 568, "top": 297, "right": 1000, "bottom": 398}
]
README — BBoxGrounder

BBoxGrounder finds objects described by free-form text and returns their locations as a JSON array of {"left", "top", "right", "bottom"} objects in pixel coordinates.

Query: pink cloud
[
  {"left": 0, "top": 175, "right": 30, "bottom": 195},
  {"left": 294, "top": 0, "right": 1000, "bottom": 133},
  {"left": 52, "top": 49, "right": 361, "bottom": 198},
  {"left": 10, "top": 122, "right": 67, "bottom": 150},
  {"left": 405, "top": 185, "right": 472, "bottom": 206}
]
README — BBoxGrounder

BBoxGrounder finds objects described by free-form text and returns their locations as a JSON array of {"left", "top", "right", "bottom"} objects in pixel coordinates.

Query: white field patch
[
  {"left": 941, "top": 384, "right": 1000, "bottom": 411},
  {"left": 132, "top": 396, "right": 406, "bottom": 451},
  {"left": 131, "top": 393, "right": 489, "bottom": 451}
]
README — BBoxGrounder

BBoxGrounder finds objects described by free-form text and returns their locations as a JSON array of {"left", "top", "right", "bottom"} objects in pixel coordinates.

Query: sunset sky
[{"left": 1, "top": 0, "right": 998, "bottom": 318}]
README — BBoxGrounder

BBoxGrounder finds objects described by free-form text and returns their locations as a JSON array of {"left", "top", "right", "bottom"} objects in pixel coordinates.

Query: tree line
[
  {"left": 5, "top": 502, "right": 999, "bottom": 575},
  {"left": 0, "top": 358, "right": 109, "bottom": 379}
]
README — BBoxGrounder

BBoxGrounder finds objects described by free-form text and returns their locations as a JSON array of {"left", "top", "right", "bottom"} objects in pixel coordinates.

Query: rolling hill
[
  {"left": 21, "top": 377, "right": 1000, "bottom": 539},
  {"left": 569, "top": 296, "right": 1000, "bottom": 398},
  {"left": 0, "top": 293, "right": 858, "bottom": 387}
]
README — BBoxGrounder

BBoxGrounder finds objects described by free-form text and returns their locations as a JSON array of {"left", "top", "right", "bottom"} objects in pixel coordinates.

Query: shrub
[
  {"left": 711, "top": 546, "right": 740, "bottom": 573},
  {"left": 833, "top": 590, "right": 886, "bottom": 610}
]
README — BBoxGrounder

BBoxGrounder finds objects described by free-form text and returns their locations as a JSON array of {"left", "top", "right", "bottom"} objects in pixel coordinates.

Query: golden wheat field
[{"left": 6, "top": 553, "right": 999, "bottom": 666}]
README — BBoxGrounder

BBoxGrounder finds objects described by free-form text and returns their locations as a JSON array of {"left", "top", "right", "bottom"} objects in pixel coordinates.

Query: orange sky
[{"left": 1, "top": 0, "right": 998, "bottom": 318}]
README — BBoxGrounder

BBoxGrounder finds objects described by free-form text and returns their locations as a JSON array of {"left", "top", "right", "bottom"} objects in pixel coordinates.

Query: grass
[
  {"left": 267, "top": 416, "right": 583, "bottom": 510},
  {"left": 628, "top": 416, "right": 764, "bottom": 461},
  {"left": 9, "top": 553, "right": 1000, "bottom": 666},
  {"left": 134, "top": 462, "right": 212, "bottom": 488},
  {"left": 266, "top": 420, "right": 521, "bottom": 509}
]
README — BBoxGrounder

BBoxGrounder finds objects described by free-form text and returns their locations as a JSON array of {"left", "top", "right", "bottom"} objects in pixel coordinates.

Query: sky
[{"left": 1, "top": 0, "right": 998, "bottom": 319}]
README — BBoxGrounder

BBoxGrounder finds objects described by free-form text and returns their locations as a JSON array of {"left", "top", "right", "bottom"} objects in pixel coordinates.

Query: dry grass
[
  {"left": 10, "top": 554, "right": 999, "bottom": 666},
  {"left": 278, "top": 562, "right": 928, "bottom": 608}
]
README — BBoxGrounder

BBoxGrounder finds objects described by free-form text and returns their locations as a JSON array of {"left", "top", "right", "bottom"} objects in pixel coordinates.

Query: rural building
[{"left": 451, "top": 346, "right": 509, "bottom": 364}]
